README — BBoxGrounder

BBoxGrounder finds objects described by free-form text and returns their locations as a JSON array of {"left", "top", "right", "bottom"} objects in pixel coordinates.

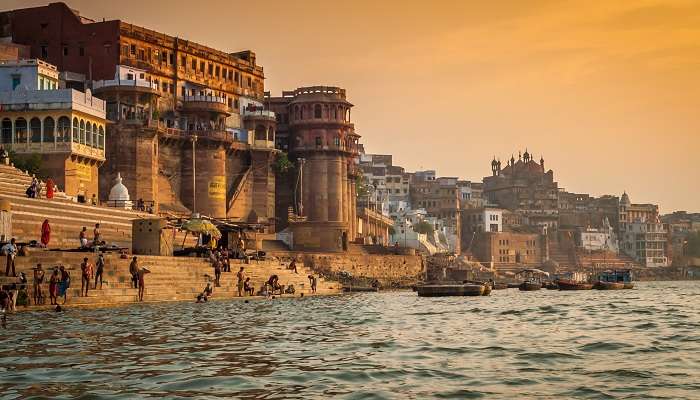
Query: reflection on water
[{"left": 1, "top": 281, "right": 700, "bottom": 399}]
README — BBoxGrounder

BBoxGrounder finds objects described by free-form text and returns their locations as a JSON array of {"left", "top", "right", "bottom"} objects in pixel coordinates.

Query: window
[
  {"left": 228, "top": 70, "right": 233, "bottom": 80},
  {"left": 208, "top": 64, "right": 213, "bottom": 75},
  {"left": 161, "top": 51, "right": 168, "bottom": 63},
  {"left": 215, "top": 65, "right": 220, "bottom": 77},
  {"left": 72, "top": 118, "right": 79, "bottom": 142},
  {"left": 234, "top": 71, "right": 239, "bottom": 83},
  {"left": 334, "top": 136, "right": 340, "bottom": 146},
  {"left": 247, "top": 76, "right": 252, "bottom": 87},
  {"left": 255, "top": 125, "right": 266, "bottom": 141},
  {"left": 57, "top": 116, "right": 70, "bottom": 142},
  {"left": 98, "top": 126, "right": 105, "bottom": 149},
  {"left": 181, "top": 55, "right": 186, "bottom": 67},
  {"left": 79, "top": 119, "right": 86, "bottom": 144},
  {"left": 85, "top": 121, "right": 92, "bottom": 146},
  {"left": 41, "top": 46, "right": 48, "bottom": 59},
  {"left": 30, "top": 118, "right": 42, "bottom": 143},
  {"left": 191, "top": 59, "right": 197, "bottom": 70},
  {"left": 138, "top": 49, "right": 145, "bottom": 61},
  {"left": 14, "top": 118, "right": 27, "bottom": 143},
  {"left": 130, "top": 44, "right": 136, "bottom": 55},
  {"left": 11, "top": 75, "right": 21, "bottom": 90},
  {"left": 79, "top": 46, "right": 85, "bottom": 56},
  {"left": 200, "top": 61, "right": 205, "bottom": 72},
  {"left": 1, "top": 118, "right": 11, "bottom": 144},
  {"left": 315, "top": 136, "right": 322, "bottom": 147},
  {"left": 314, "top": 104, "right": 322, "bottom": 118},
  {"left": 63, "top": 46, "right": 68, "bottom": 56},
  {"left": 169, "top": 53, "right": 174, "bottom": 65}
]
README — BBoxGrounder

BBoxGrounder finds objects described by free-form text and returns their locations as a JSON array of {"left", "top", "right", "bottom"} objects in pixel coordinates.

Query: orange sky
[{"left": 7, "top": 0, "right": 699, "bottom": 212}]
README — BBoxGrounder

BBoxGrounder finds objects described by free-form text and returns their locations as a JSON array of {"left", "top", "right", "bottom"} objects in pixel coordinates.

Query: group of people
[
  {"left": 25, "top": 177, "right": 42, "bottom": 199},
  {"left": 79, "top": 224, "right": 103, "bottom": 249},
  {"left": 209, "top": 248, "right": 231, "bottom": 287}
]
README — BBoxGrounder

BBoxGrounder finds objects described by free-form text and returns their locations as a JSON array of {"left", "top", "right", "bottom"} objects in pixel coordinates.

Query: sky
[{"left": 6, "top": 0, "right": 700, "bottom": 213}]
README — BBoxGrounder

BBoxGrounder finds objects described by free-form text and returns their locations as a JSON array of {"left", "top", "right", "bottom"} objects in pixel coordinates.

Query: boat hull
[
  {"left": 518, "top": 282, "right": 542, "bottom": 291},
  {"left": 556, "top": 280, "right": 594, "bottom": 291},
  {"left": 416, "top": 284, "right": 485, "bottom": 297},
  {"left": 593, "top": 281, "right": 625, "bottom": 290},
  {"left": 623, "top": 283, "right": 635, "bottom": 289}
]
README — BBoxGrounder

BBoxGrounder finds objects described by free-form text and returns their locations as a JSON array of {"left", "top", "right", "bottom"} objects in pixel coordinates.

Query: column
[{"left": 327, "top": 156, "right": 342, "bottom": 221}]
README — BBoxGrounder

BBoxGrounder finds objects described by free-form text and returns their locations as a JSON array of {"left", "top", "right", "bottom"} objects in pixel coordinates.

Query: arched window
[
  {"left": 92, "top": 123, "right": 98, "bottom": 147},
  {"left": 267, "top": 127, "right": 274, "bottom": 142},
  {"left": 14, "top": 118, "right": 27, "bottom": 144},
  {"left": 294, "top": 105, "right": 299, "bottom": 120},
  {"left": 333, "top": 106, "right": 338, "bottom": 120},
  {"left": 1, "top": 118, "right": 11, "bottom": 144},
  {"left": 314, "top": 104, "right": 322, "bottom": 119},
  {"left": 98, "top": 126, "right": 105, "bottom": 149},
  {"left": 30, "top": 117, "right": 42, "bottom": 143},
  {"left": 57, "top": 117, "right": 70, "bottom": 143},
  {"left": 86, "top": 121, "right": 93, "bottom": 145},
  {"left": 43, "top": 117, "right": 55, "bottom": 143},
  {"left": 345, "top": 108, "right": 350, "bottom": 122},
  {"left": 73, "top": 117, "right": 79, "bottom": 143},
  {"left": 79, "top": 119, "right": 86, "bottom": 144},
  {"left": 255, "top": 124, "right": 266, "bottom": 141}
]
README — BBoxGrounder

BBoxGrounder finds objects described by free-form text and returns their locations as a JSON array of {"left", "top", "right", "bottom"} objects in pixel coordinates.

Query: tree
[
  {"left": 413, "top": 220, "right": 434, "bottom": 236},
  {"left": 9, "top": 151, "right": 45, "bottom": 178},
  {"left": 275, "top": 152, "right": 293, "bottom": 174}
]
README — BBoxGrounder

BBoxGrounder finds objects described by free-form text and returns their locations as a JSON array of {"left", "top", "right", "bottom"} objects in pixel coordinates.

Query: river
[{"left": 1, "top": 281, "right": 699, "bottom": 399}]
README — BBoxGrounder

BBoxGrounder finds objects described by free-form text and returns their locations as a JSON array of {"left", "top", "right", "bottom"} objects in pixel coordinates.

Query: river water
[{"left": 1, "top": 281, "right": 699, "bottom": 399}]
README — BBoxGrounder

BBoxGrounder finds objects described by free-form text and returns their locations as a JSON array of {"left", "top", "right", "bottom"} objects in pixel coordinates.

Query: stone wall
[{"left": 298, "top": 252, "right": 425, "bottom": 287}]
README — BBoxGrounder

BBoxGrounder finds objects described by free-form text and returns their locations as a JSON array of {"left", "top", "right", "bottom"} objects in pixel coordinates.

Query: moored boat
[
  {"left": 519, "top": 281, "right": 542, "bottom": 291},
  {"left": 416, "top": 283, "right": 486, "bottom": 297},
  {"left": 593, "top": 281, "right": 625, "bottom": 290},
  {"left": 557, "top": 280, "right": 594, "bottom": 290},
  {"left": 623, "top": 282, "right": 635, "bottom": 290}
]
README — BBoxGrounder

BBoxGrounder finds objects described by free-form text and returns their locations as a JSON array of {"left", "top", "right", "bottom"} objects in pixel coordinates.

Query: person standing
[
  {"left": 237, "top": 267, "right": 246, "bottom": 297},
  {"left": 289, "top": 259, "right": 298, "bottom": 274},
  {"left": 93, "top": 223, "right": 101, "bottom": 246},
  {"left": 33, "top": 264, "right": 45, "bottom": 305},
  {"left": 129, "top": 257, "right": 139, "bottom": 289},
  {"left": 2, "top": 238, "right": 17, "bottom": 277},
  {"left": 49, "top": 268, "right": 59, "bottom": 305},
  {"left": 79, "top": 227, "right": 88, "bottom": 248},
  {"left": 137, "top": 268, "right": 149, "bottom": 302},
  {"left": 214, "top": 259, "right": 222, "bottom": 287},
  {"left": 94, "top": 253, "right": 105, "bottom": 289},
  {"left": 40, "top": 219, "right": 51, "bottom": 248},
  {"left": 80, "top": 257, "right": 93, "bottom": 297},
  {"left": 58, "top": 266, "right": 70, "bottom": 304},
  {"left": 308, "top": 275, "right": 317, "bottom": 294},
  {"left": 45, "top": 178, "right": 54, "bottom": 199}
]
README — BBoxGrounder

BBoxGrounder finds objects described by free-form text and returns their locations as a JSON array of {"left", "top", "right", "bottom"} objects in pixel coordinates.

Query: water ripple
[{"left": 1, "top": 281, "right": 699, "bottom": 398}]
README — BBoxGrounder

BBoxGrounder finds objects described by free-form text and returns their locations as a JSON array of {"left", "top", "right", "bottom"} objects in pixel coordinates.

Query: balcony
[
  {"left": 181, "top": 95, "right": 230, "bottom": 115},
  {"left": 243, "top": 109, "right": 276, "bottom": 121},
  {"left": 7, "top": 141, "right": 105, "bottom": 162},
  {"left": 92, "top": 78, "right": 159, "bottom": 95}
]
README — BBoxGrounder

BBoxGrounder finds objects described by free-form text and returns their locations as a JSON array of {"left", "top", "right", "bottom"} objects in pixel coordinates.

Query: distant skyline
[{"left": 5, "top": 0, "right": 699, "bottom": 213}]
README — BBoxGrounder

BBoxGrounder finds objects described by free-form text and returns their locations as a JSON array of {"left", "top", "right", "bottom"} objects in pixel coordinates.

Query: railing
[
  {"left": 183, "top": 95, "right": 226, "bottom": 104},
  {"left": 103, "top": 199, "right": 155, "bottom": 213},
  {"left": 243, "top": 109, "right": 276, "bottom": 119},
  {"left": 92, "top": 79, "right": 158, "bottom": 91}
]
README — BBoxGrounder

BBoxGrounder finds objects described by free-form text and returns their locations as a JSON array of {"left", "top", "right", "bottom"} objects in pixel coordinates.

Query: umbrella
[{"left": 181, "top": 218, "right": 221, "bottom": 239}]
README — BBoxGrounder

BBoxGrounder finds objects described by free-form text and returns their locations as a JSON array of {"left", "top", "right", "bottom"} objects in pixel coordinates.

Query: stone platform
[{"left": 1, "top": 249, "right": 340, "bottom": 311}]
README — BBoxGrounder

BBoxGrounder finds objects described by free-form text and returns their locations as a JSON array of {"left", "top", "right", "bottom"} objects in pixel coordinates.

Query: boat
[
  {"left": 593, "top": 270, "right": 631, "bottom": 290},
  {"left": 519, "top": 281, "right": 542, "bottom": 291},
  {"left": 416, "top": 283, "right": 486, "bottom": 297},
  {"left": 556, "top": 271, "right": 593, "bottom": 291},
  {"left": 515, "top": 269, "right": 548, "bottom": 291},
  {"left": 506, "top": 283, "right": 520, "bottom": 289},
  {"left": 545, "top": 281, "right": 559, "bottom": 290},
  {"left": 493, "top": 282, "right": 508, "bottom": 290}
]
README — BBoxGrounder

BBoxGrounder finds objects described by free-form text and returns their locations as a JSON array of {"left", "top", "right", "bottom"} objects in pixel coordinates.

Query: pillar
[
  {"left": 327, "top": 156, "right": 342, "bottom": 221},
  {"left": 182, "top": 142, "right": 226, "bottom": 217},
  {"left": 310, "top": 155, "right": 328, "bottom": 222}
]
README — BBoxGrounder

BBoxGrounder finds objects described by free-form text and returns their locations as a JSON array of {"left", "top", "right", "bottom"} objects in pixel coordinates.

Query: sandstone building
[
  {"left": 267, "top": 86, "right": 360, "bottom": 251},
  {"left": 1, "top": 2, "right": 277, "bottom": 226}
]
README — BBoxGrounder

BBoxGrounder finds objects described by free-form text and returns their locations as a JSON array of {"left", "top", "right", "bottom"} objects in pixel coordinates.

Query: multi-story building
[
  {"left": 471, "top": 231, "right": 543, "bottom": 271},
  {"left": 2, "top": 2, "right": 278, "bottom": 224},
  {"left": 267, "top": 86, "right": 360, "bottom": 251},
  {"left": 457, "top": 180, "right": 484, "bottom": 209},
  {"left": 410, "top": 175, "right": 461, "bottom": 253},
  {"left": 576, "top": 217, "right": 618, "bottom": 252},
  {"left": 621, "top": 219, "right": 668, "bottom": 267},
  {"left": 483, "top": 150, "right": 559, "bottom": 228},
  {"left": 0, "top": 59, "right": 106, "bottom": 197},
  {"left": 358, "top": 153, "right": 410, "bottom": 216}
]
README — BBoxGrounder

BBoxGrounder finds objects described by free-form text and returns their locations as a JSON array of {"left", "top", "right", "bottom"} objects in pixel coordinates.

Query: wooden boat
[
  {"left": 545, "top": 282, "right": 559, "bottom": 290},
  {"left": 519, "top": 282, "right": 542, "bottom": 291},
  {"left": 623, "top": 282, "right": 635, "bottom": 290},
  {"left": 416, "top": 283, "right": 486, "bottom": 297},
  {"left": 556, "top": 280, "right": 594, "bottom": 290},
  {"left": 593, "top": 281, "right": 625, "bottom": 290}
]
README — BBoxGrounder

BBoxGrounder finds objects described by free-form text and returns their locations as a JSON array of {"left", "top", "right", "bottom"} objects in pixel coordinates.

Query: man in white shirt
[{"left": 2, "top": 238, "right": 17, "bottom": 277}]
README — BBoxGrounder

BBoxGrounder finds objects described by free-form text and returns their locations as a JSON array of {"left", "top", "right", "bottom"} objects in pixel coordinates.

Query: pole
[{"left": 192, "top": 135, "right": 197, "bottom": 214}]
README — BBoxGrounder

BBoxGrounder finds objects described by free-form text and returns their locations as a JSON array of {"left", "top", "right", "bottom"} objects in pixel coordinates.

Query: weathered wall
[
  {"left": 298, "top": 252, "right": 425, "bottom": 286},
  {"left": 157, "top": 141, "right": 184, "bottom": 208}
]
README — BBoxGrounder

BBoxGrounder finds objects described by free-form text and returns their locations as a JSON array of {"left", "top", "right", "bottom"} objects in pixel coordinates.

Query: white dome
[{"left": 108, "top": 173, "right": 131, "bottom": 202}]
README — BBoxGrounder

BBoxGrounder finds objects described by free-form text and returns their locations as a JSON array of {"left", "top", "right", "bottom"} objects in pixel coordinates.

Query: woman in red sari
[
  {"left": 45, "top": 178, "right": 54, "bottom": 199},
  {"left": 41, "top": 219, "right": 51, "bottom": 248}
]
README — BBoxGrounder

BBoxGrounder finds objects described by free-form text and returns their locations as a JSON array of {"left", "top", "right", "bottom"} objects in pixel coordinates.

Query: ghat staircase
[{"left": 1, "top": 249, "right": 339, "bottom": 309}]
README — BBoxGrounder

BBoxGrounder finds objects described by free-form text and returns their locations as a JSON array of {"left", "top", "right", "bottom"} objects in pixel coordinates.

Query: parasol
[{"left": 181, "top": 218, "right": 221, "bottom": 239}]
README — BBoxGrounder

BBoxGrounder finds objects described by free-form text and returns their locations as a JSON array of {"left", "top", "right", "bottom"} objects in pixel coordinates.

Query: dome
[
  {"left": 620, "top": 192, "right": 631, "bottom": 206},
  {"left": 108, "top": 173, "right": 131, "bottom": 202}
]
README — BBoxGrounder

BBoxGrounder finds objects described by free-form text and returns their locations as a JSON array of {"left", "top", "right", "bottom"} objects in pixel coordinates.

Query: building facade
[
  {"left": 0, "top": 59, "right": 105, "bottom": 197},
  {"left": 267, "top": 86, "right": 360, "bottom": 251}
]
